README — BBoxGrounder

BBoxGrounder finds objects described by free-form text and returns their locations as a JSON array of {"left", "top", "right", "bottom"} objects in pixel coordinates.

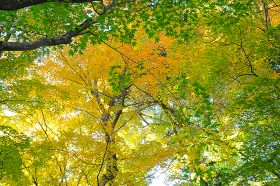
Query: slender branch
[
  {"left": 51, "top": 148, "right": 101, "bottom": 166},
  {"left": 72, "top": 107, "right": 99, "bottom": 119},
  {"left": 36, "top": 111, "right": 68, "bottom": 185},
  {"left": 226, "top": 73, "right": 258, "bottom": 85},
  {"left": 0, "top": 99, "right": 41, "bottom": 104},
  {"left": 60, "top": 52, "right": 90, "bottom": 86},
  {"left": 138, "top": 112, "right": 157, "bottom": 131}
]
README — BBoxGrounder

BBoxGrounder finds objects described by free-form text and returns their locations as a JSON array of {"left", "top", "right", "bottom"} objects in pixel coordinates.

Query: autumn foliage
[{"left": 1, "top": 0, "right": 280, "bottom": 185}]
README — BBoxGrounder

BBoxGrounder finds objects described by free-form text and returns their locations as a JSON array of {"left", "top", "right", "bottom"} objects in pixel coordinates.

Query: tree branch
[
  {"left": 0, "top": 0, "right": 136, "bottom": 54},
  {"left": 0, "top": 19, "right": 95, "bottom": 52},
  {"left": 0, "top": 0, "right": 99, "bottom": 11}
]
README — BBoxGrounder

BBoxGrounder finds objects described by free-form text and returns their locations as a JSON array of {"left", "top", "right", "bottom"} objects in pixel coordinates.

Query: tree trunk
[{"left": 262, "top": 0, "right": 271, "bottom": 30}]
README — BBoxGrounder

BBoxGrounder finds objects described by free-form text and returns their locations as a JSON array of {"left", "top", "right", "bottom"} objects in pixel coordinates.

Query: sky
[{"left": 150, "top": 171, "right": 169, "bottom": 186}]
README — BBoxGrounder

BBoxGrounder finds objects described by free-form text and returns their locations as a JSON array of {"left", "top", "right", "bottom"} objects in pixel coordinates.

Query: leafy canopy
[{"left": 0, "top": 0, "right": 280, "bottom": 185}]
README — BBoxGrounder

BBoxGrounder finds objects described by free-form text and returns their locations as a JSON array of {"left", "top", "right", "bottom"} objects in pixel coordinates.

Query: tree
[
  {"left": 0, "top": 0, "right": 280, "bottom": 185},
  {"left": 0, "top": 30, "right": 228, "bottom": 185}
]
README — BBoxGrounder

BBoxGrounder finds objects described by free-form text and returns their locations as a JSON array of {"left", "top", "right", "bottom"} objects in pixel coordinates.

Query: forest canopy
[{"left": 0, "top": 0, "right": 279, "bottom": 185}]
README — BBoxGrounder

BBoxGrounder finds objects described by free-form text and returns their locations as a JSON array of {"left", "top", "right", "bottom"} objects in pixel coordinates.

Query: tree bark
[{"left": 0, "top": 0, "right": 98, "bottom": 11}]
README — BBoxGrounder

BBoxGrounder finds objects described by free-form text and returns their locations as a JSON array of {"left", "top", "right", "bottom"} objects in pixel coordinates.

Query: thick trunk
[
  {"left": 97, "top": 126, "right": 119, "bottom": 186},
  {"left": 93, "top": 81, "right": 129, "bottom": 186},
  {"left": 99, "top": 148, "right": 118, "bottom": 186}
]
